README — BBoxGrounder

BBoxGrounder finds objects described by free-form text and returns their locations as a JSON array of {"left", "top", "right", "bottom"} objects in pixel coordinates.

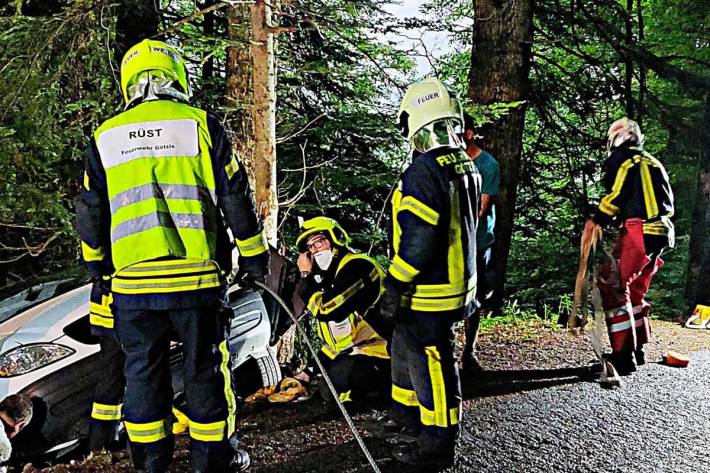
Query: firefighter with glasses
[
  {"left": 296, "top": 217, "right": 392, "bottom": 403},
  {"left": 380, "top": 77, "right": 481, "bottom": 468},
  {"left": 76, "top": 39, "right": 268, "bottom": 473}
]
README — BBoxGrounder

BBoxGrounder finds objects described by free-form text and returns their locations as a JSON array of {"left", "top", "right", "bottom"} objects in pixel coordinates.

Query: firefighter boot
[
  {"left": 229, "top": 434, "right": 251, "bottom": 472},
  {"left": 380, "top": 406, "right": 421, "bottom": 438},
  {"left": 634, "top": 346, "right": 646, "bottom": 366},
  {"left": 392, "top": 440, "right": 455, "bottom": 470},
  {"left": 608, "top": 349, "right": 636, "bottom": 376}
]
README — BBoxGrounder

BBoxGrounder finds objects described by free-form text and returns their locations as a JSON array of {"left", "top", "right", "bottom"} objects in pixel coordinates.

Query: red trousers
[{"left": 596, "top": 219, "right": 664, "bottom": 353}]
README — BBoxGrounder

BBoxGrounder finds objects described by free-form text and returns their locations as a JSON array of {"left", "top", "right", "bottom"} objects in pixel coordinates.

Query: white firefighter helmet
[
  {"left": 398, "top": 77, "right": 463, "bottom": 153},
  {"left": 606, "top": 117, "right": 644, "bottom": 155}
]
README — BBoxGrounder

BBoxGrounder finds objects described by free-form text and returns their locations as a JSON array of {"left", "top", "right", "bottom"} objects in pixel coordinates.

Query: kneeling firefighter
[
  {"left": 380, "top": 77, "right": 481, "bottom": 468},
  {"left": 76, "top": 39, "right": 268, "bottom": 473},
  {"left": 296, "top": 217, "right": 392, "bottom": 403}
]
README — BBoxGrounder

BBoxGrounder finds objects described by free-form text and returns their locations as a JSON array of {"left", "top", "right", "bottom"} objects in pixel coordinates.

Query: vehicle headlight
[{"left": 0, "top": 343, "right": 75, "bottom": 377}]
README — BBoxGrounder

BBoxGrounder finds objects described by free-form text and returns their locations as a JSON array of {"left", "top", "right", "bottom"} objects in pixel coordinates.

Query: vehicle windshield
[{"left": 0, "top": 269, "right": 89, "bottom": 324}]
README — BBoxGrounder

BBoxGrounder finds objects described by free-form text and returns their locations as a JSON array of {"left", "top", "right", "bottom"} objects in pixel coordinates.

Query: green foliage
[
  {"left": 436, "top": 0, "right": 704, "bottom": 320},
  {"left": 0, "top": 1, "right": 118, "bottom": 281}
]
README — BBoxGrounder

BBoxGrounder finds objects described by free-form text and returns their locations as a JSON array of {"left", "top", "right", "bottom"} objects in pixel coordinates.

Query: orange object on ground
[{"left": 663, "top": 351, "right": 689, "bottom": 367}]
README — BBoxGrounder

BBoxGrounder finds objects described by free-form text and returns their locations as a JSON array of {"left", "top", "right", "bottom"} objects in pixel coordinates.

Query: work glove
[
  {"left": 237, "top": 252, "right": 271, "bottom": 286},
  {"left": 380, "top": 277, "right": 408, "bottom": 324}
]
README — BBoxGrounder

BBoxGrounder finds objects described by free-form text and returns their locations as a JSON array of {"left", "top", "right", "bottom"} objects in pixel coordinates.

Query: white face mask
[{"left": 313, "top": 250, "right": 334, "bottom": 271}]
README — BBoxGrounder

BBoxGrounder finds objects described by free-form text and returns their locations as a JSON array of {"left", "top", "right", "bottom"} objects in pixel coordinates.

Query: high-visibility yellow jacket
[
  {"left": 301, "top": 251, "right": 390, "bottom": 360},
  {"left": 387, "top": 146, "right": 481, "bottom": 314},
  {"left": 593, "top": 145, "right": 675, "bottom": 240},
  {"left": 76, "top": 99, "right": 266, "bottom": 304}
]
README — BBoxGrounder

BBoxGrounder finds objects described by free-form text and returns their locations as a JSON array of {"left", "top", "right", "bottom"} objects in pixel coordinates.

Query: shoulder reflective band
[
  {"left": 599, "top": 158, "right": 635, "bottom": 216},
  {"left": 399, "top": 195, "right": 440, "bottom": 225},
  {"left": 96, "top": 119, "right": 199, "bottom": 169},
  {"left": 639, "top": 161, "right": 659, "bottom": 219},
  {"left": 236, "top": 232, "right": 268, "bottom": 257},
  {"left": 388, "top": 254, "right": 420, "bottom": 283}
]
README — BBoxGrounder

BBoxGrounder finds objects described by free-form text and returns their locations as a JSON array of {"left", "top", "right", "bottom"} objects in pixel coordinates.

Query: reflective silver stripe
[
  {"left": 120, "top": 261, "right": 215, "bottom": 273},
  {"left": 609, "top": 318, "right": 644, "bottom": 333},
  {"left": 189, "top": 426, "right": 224, "bottom": 437},
  {"left": 112, "top": 273, "right": 220, "bottom": 290},
  {"left": 110, "top": 183, "right": 216, "bottom": 214},
  {"left": 111, "top": 212, "right": 211, "bottom": 243},
  {"left": 93, "top": 408, "right": 120, "bottom": 417}
]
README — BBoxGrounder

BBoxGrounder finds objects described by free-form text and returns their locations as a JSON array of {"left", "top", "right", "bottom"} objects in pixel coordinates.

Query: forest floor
[{"left": 21, "top": 318, "right": 710, "bottom": 473}]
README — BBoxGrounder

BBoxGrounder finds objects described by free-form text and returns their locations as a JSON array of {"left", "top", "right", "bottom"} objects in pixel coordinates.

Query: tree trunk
[
  {"left": 201, "top": 0, "right": 216, "bottom": 81},
  {"left": 468, "top": 0, "right": 534, "bottom": 308},
  {"left": 225, "top": 2, "right": 278, "bottom": 246},
  {"left": 685, "top": 94, "right": 710, "bottom": 308},
  {"left": 250, "top": 0, "right": 278, "bottom": 244},
  {"left": 624, "top": 0, "right": 634, "bottom": 117},
  {"left": 225, "top": 2, "right": 256, "bottom": 231},
  {"left": 636, "top": 0, "right": 646, "bottom": 127}
]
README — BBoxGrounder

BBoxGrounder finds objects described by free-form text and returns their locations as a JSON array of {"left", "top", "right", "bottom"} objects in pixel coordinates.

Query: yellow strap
[
  {"left": 189, "top": 419, "right": 227, "bottom": 442},
  {"left": 320, "top": 279, "right": 365, "bottom": 314},
  {"left": 218, "top": 340, "right": 237, "bottom": 438},
  {"left": 307, "top": 292, "right": 323, "bottom": 315},
  {"left": 599, "top": 158, "right": 635, "bottom": 217},
  {"left": 81, "top": 241, "right": 105, "bottom": 262},
  {"left": 420, "top": 406, "right": 459, "bottom": 427},
  {"left": 402, "top": 288, "right": 476, "bottom": 312},
  {"left": 83, "top": 171, "right": 90, "bottom": 191},
  {"left": 90, "top": 313, "right": 114, "bottom": 329},
  {"left": 392, "top": 384, "right": 419, "bottom": 407},
  {"left": 425, "top": 346, "right": 447, "bottom": 427},
  {"left": 125, "top": 419, "right": 171, "bottom": 443},
  {"left": 388, "top": 254, "right": 420, "bottom": 283},
  {"left": 111, "top": 273, "right": 221, "bottom": 294},
  {"left": 338, "top": 390, "right": 352, "bottom": 403},
  {"left": 91, "top": 402, "right": 122, "bottom": 421},
  {"left": 639, "top": 160, "right": 659, "bottom": 219},
  {"left": 172, "top": 407, "right": 189, "bottom": 435},
  {"left": 399, "top": 195, "right": 440, "bottom": 225},
  {"left": 236, "top": 232, "right": 268, "bottom": 257},
  {"left": 225, "top": 154, "right": 240, "bottom": 180}
]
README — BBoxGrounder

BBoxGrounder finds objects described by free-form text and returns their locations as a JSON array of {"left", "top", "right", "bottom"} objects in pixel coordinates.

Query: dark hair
[
  {"left": 463, "top": 112, "right": 475, "bottom": 132},
  {"left": 0, "top": 394, "right": 33, "bottom": 425}
]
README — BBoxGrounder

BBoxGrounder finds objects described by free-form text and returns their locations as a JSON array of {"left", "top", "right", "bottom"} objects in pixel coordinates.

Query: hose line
[{"left": 250, "top": 279, "right": 382, "bottom": 473}]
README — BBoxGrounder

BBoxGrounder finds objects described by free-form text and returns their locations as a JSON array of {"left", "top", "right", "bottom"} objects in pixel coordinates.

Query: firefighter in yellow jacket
[
  {"left": 380, "top": 78, "right": 481, "bottom": 468},
  {"left": 75, "top": 39, "right": 268, "bottom": 473},
  {"left": 296, "top": 217, "right": 392, "bottom": 403}
]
